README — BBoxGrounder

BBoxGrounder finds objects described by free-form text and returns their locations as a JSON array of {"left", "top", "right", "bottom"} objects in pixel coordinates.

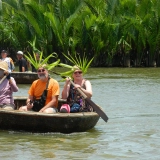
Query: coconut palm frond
[
  {"left": 58, "top": 63, "right": 73, "bottom": 69},
  {"left": 57, "top": 52, "right": 94, "bottom": 78},
  {"left": 24, "top": 52, "right": 39, "bottom": 69},
  {"left": 26, "top": 38, "right": 59, "bottom": 71},
  {"left": 56, "top": 63, "right": 73, "bottom": 78},
  {"left": 60, "top": 69, "right": 74, "bottom": 77},
  {"left": 66, "top": 53, "right": 94, "bottom": 74},
  {"left": 47, "top": 59, "right": 60, "bottom": 70},
  {"left": 28, "top": 36, "right": 39, "bottom": 52},
  {"left": 24, "top": 51, "right": 59, "bottom": 71},
  {"left": 63, "top": 52, "right": 78, "bottom": 66},
  {"left": 83, "top": 56, "right": 94, "bottom": 74},
  {"left": 39, "top": 53, "right": 55, "bottom": 66}
]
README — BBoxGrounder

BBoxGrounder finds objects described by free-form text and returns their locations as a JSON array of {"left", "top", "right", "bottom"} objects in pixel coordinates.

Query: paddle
[
  {"left": 69, "top": 79, "right": 108, "bottom": 122},
  {"left": 51, "top": 71, "right": 108, "bottom": 122},
  {"left": 0, "top": 75, "right": 7, "bottom": 84}
]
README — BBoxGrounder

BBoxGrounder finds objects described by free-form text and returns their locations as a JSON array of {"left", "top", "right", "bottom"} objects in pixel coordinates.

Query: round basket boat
[{"left": 0, "top": 97, "right": 100, "bottom": 133}]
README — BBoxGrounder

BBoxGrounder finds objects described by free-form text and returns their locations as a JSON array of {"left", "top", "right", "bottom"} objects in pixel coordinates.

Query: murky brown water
[{"left": 0, "top": 68, "right": 160, "bottom": 159}]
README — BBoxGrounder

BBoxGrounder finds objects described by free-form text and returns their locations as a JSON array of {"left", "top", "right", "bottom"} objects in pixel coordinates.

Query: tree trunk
[{"left": 124, "top": 55, "right": 130, "bottom": 67}]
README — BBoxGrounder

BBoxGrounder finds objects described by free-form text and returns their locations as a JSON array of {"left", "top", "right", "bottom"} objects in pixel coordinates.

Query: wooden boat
[
  {"left": 11, "top": 72, "right": 38, "bottom": 84},
  {"left": 0, "top": 97, "right": 100, "bottom": 133}
]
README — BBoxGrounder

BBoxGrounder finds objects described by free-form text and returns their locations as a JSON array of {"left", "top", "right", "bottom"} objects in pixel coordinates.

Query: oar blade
[{"left": 85, "top": 98, "right": 108, "bottom": 122}]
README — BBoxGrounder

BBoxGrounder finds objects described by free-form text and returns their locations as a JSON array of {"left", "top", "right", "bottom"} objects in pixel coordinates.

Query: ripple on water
[{"left": 1, "top": 68, "right": 160, "bottom": 160}]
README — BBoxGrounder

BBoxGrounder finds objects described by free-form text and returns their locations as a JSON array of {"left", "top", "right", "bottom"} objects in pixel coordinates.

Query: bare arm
[
  {"left": 26, "top": 95, "right": 34, "bottom": 109},
  {"left": 22, "top": 66, "right": 25, "bottom": 72},
  {"left": 9, "top": 78, "right": 19, "bottom": 92},
  {"left": 61, "top": 78, "right": 71, "bottom": 99},
  {"left": 81, "top": 80, "right": 92, "bottom": 98},
  {"left": 74, "top": 80, "right": 92, "bottom": 98}
]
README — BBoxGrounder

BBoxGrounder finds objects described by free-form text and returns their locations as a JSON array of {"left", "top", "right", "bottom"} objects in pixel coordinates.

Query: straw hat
[{"left": 0, "top": 61, "right": 8, "bottom": 71}]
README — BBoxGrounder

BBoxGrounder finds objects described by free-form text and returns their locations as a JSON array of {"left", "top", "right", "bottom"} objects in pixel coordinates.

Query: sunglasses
[
  {"left": 37, "top": 69, "right": 45, "bottom": 73},
  {"left": 74, "top": 71, "right": 82, "bottom": 74}
]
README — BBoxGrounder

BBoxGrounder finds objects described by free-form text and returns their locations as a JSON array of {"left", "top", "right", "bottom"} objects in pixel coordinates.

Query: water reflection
[{"left": 0, "top": 128, "right": 103, "bottom": 159}]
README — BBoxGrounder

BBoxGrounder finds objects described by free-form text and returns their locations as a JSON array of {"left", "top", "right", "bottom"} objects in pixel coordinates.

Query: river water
[{"left": 0, "top": 68, "right": 160, "bottom": 160}]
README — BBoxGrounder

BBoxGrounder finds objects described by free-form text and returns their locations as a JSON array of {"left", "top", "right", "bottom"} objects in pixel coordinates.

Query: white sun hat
[{"left": 17, "top": 51, "right": 23, "bottom": 55}]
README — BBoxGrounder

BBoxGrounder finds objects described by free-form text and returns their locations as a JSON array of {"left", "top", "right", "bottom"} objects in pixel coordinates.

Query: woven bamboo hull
[{"left": 0, "top": 97, "right": 99, "bottom": 133}]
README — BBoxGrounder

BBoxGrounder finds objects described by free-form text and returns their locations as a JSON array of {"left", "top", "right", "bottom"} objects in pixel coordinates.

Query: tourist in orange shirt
[{"left": 19, "top": 65, "right": 60, "bottom": 113}]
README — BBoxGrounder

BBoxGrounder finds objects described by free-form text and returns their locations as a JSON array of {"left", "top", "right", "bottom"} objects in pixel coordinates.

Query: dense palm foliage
[{"left": 0, "top": 0, "right": 160, "bottom": 67}]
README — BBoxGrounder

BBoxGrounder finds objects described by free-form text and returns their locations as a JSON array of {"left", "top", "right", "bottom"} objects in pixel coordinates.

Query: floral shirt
[{"left": 67, "top": 79, "right": 93, "bottom": 112}]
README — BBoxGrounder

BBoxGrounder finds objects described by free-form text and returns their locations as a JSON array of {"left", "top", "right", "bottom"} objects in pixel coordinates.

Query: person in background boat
[
  {"left": 0, "top": 61, "right": 18, "bottom": 110},
  {"left": 19, "top": 65, "right": 60, "bottom": 113},
  {"left": 31, "top": 51, "right": 41, "bottom": 72},
  {"left": 60, "top": 66, "right": 93, "bottom": 113},
  {"left": 0, "top": 50, "right": 15, "bottom": 72},
  {"left": 16, "top": 51, "right": 28, "bottom": 72}
]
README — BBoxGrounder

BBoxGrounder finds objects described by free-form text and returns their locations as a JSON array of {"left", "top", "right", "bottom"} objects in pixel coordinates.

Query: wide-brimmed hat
[
  {"left": 17, "top": 51, "right": 23, "bottom": 55},
  {"left": 0, "top": 61, "right": 8, "bottom": 71}
]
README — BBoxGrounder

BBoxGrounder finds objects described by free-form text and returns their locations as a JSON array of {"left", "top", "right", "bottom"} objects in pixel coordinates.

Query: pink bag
[{"left": 60, "top": 104, "right": 70, "bottom": 113}]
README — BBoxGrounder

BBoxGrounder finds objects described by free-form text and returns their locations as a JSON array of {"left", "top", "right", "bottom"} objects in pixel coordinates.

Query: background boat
[{"left": 11, "top": 72, "right": 38, "bottom": 84}]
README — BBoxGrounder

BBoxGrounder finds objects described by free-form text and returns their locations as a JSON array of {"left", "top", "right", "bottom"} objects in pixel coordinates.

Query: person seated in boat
[
  {"left": 0, "top": 50, "right": 15, "bottom": 72},
  {"left": 60, "top": 66, "right": 93, "bottom": 113},
  {"left": 16, "top": 51, "right": 28, "bottom": 72},
  {"left": 19, "top": 65, "right": 60, "bottom": 113},
  {"left": 0, "top": 61, "right": 18, "bottom": 110}
]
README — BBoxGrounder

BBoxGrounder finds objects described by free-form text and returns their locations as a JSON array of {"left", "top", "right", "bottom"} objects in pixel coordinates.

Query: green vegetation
[
  {"left": 24, "top": 51, "right": 60, "bottom": 71},
  {"left": 58, "top": 52, "right": 94, "bottom": 77},
  {"left": 0, "top": 0, "right": 160, "bottom": 67}
]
